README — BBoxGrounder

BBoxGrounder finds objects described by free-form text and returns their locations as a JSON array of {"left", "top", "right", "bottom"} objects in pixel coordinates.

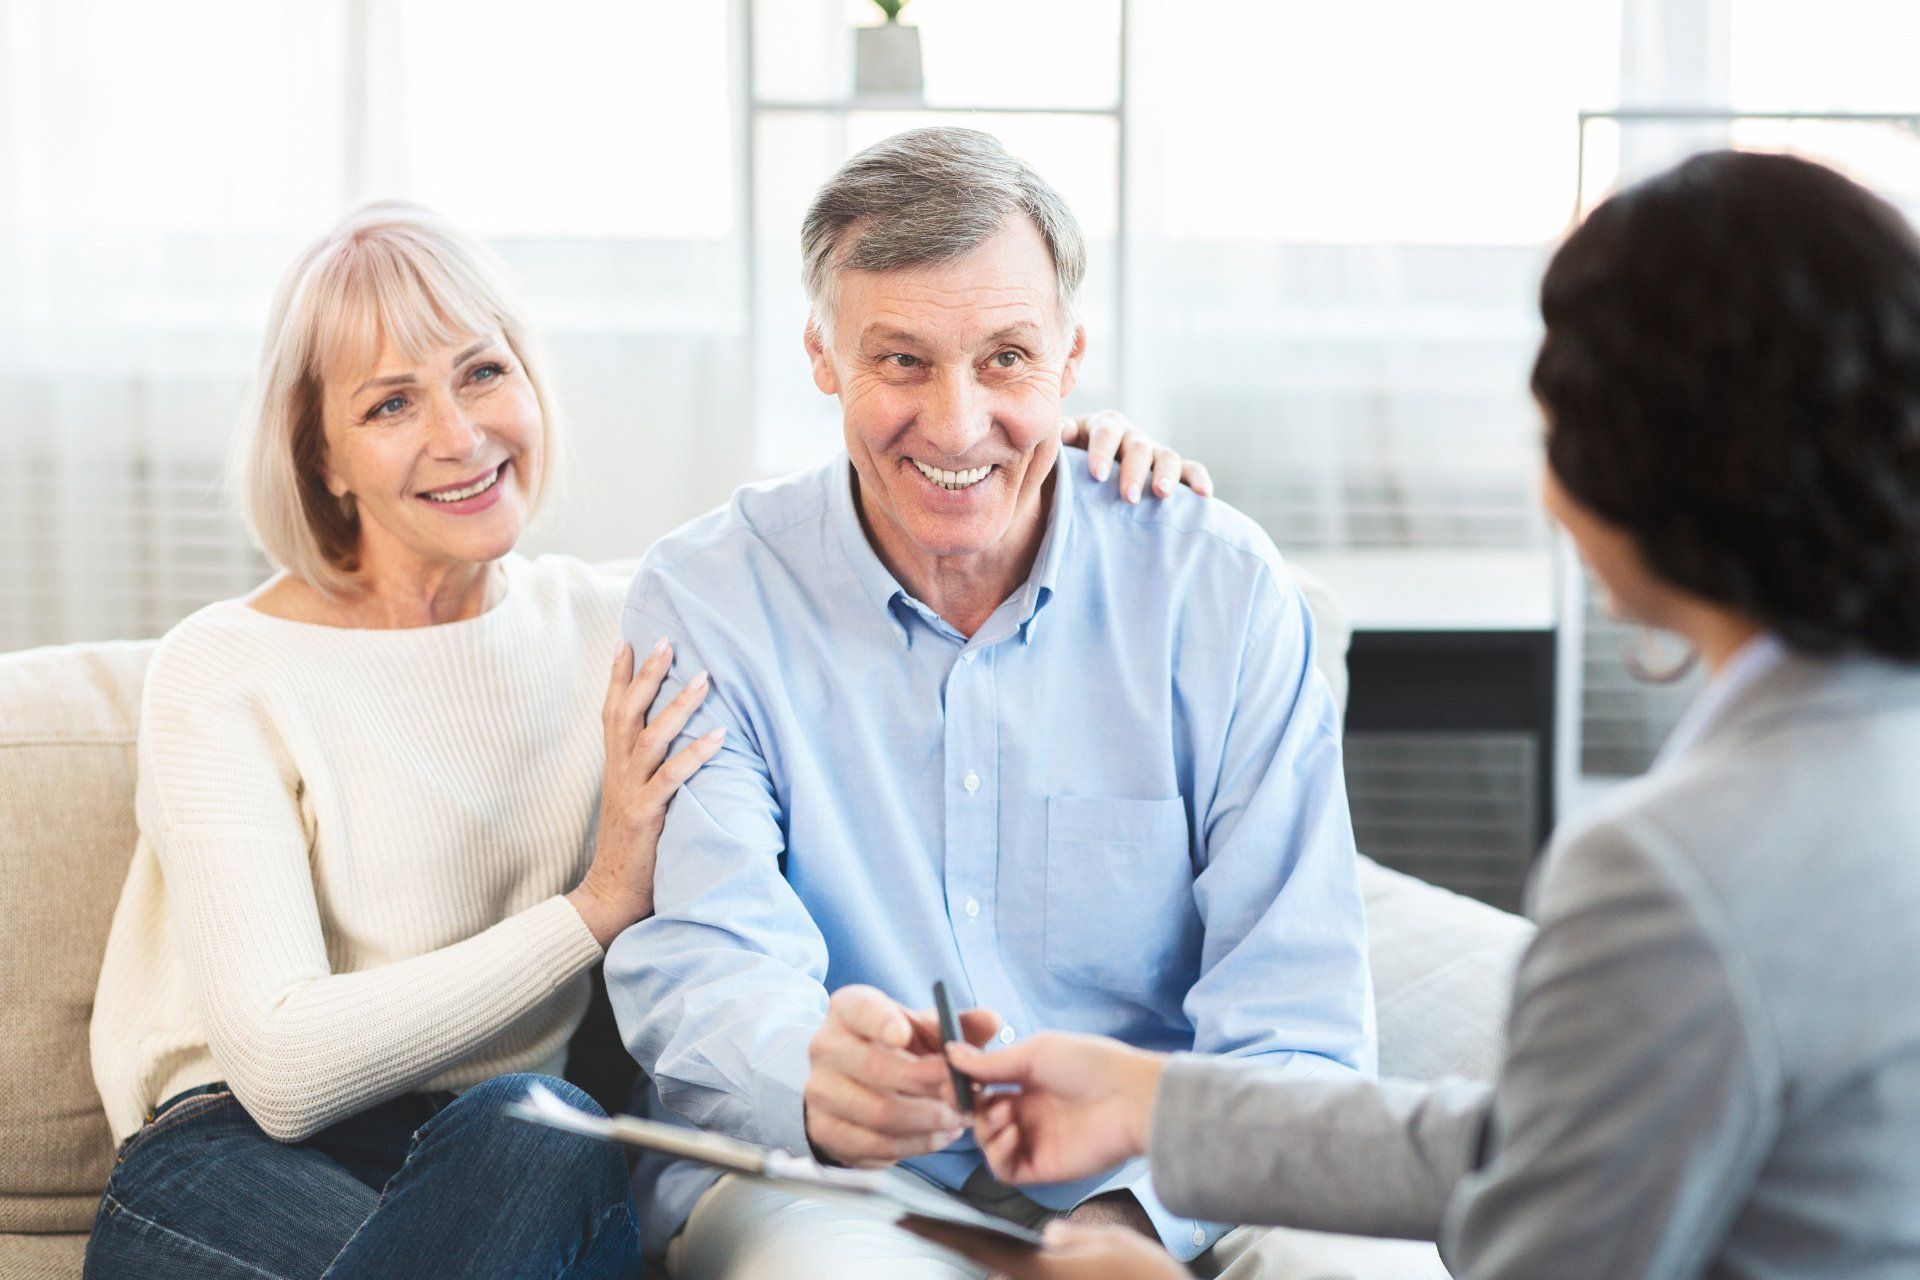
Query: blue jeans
[{"left": 83, "top": 1073, "right": 641, "bottom": 1279}]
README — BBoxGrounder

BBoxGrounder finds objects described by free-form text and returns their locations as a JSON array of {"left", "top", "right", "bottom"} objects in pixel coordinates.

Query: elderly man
[{"left": 607, "top": 127, "right": 1381, "bottom": 1279}]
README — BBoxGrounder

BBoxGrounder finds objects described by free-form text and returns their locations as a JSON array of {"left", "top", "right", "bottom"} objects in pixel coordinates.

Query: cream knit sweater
[{"left": 91, "top": 553, "right": 620, "bottom": 1144}]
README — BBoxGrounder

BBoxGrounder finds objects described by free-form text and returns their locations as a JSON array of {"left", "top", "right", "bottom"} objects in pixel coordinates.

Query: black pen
[{"left": 931, "top": 980, "right": 977, "bottom": 1116}]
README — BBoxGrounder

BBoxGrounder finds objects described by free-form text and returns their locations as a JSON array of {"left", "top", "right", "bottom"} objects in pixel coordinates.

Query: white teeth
[
  {"left": 424, "top": 466, "right": 502, "bottom": 503},
  {"left": 909, "top": 458, "right": 992, "bottom": 490}
]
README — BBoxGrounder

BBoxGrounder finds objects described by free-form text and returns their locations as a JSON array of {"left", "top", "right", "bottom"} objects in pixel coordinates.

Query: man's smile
[{"left": 908, "top": 457, "right": 995, "bottom": 491}]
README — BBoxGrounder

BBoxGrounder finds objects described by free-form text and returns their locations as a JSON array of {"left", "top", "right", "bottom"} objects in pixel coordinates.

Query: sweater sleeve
[{"left": 137, "top": 622, "right": 605, "bottom": 1142}]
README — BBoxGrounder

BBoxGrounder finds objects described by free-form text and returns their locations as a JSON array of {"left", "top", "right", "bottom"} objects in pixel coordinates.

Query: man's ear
[
  {"left": 1057, "top": 324, "right": 1087, "bottom": 400},
  {"left": 804, "top": 319, "right": 841, "bottom": 396}
]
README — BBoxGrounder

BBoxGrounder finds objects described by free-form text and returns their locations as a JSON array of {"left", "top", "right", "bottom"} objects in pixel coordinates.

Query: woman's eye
[
  {"left": 469, "top": 361, "right": 505, "bottom": 384},
  {"left": 372, "top": 396, "right": 407, "bottom": 418}
]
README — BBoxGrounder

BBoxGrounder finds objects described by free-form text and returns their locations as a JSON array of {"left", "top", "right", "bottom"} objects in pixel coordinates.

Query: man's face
[{"left": 806, "top": 216, "right": 1086, "bottom": 565}]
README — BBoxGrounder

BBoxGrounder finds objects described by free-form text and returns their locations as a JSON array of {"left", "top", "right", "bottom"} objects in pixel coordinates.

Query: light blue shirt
[{"left": 607, "top": 449, "right": 1375, "bottom": 1261}]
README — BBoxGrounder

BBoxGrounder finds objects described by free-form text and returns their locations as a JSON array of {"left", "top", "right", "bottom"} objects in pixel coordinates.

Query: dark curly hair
[{"left": 1534, "top": 149, "right": 1920, "bottom": 659}]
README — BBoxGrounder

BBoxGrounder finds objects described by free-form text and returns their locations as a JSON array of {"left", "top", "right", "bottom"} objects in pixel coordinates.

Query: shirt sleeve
[
  {"left": 1122, "top": 566, "right": 1377, "bottom": 1258},
  {"left": 603, "top": 599, "right": 828, "bottom": 1155},
  {"left": 1439, "top": 818, "right": 1779, "bottom": 1279},
  {"left": 1183, "top": 568, "right": 1377, "bottom": 1074},
  {"left": 138, "top": 631, "right": 604, "bottom": 1143}
]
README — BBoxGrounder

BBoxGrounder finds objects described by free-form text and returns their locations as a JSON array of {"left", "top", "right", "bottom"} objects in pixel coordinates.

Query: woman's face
[
  {"left": 1539, "top": 462, "right": 1675, "bottom": 628},
  {"left": 318, "top": 329, "right": 540, "bottom": 577}
]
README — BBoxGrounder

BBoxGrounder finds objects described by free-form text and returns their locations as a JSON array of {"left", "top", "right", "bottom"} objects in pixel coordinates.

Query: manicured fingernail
[
  {"left": 1096, "top": 461, "right": 1111, "bottom": 481},
  {"left": 650, "top": 636, "right": 669, "bottom": 657},
  {"left": 1127, "top": 483, "right": 1142, "bottom": 502},
  {"left": 701, "top": 726, "right": 726, "bottom": 745},
  {"left": 616, "top": 640, "right": 631, "bottom": 657},
  {"left": 1154, "top": 479, "right": 1170, "bottom": 496},
  {"left": 690, "top": 670, "right": 709, "bottom": 691}
]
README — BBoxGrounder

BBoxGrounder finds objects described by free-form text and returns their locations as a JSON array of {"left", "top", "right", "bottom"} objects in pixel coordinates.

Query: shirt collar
[
  {"left": 825, "top": 451, "right": 1075, "bottom": 648},
  {"left": 1654, "top": 632, "right": 1788, "bottom": 769},
  {"left": 1006, "top": 455, "right": 1073, "bottom": 645},
  {"left": 827, "top": 454, "right": 912, "bottom": 630}
]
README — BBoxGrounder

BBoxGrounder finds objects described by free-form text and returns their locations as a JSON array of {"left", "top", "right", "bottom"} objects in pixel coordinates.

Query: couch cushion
[
  {"left": 0, "top": 1232, "right": 89, "bottom": 1280},
  {"left": 0, "top": 643, "right": 151, "bottom": 1234},
  {"left": 1359, "top": 855, "right": 1532, "bottom": 1082}
]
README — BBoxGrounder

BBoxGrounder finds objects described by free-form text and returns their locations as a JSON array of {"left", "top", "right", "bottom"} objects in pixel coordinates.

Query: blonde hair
[{"left": 235, "top": 201, "right": 563, "bottom": 597}]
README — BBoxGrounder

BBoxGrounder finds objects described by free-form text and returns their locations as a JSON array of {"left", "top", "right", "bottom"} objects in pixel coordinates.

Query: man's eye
[
  {"left": 991, "top": 350, "right": 1022, "bottom": 369},
  {"left": 886, "top": 353, "right": 920, "bottom": 369}
]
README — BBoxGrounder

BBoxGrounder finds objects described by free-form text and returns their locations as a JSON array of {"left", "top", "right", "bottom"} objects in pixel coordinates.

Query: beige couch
[{"left": 0, "top": 599, "right": 1532, "bottom": 1278}]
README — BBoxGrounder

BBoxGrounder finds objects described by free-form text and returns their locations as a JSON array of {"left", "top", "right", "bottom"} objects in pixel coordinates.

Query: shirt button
[
  {"left": 963, "top": 770, "right": 980, "bottom": 793},
  {"left": 998, "top": 1026, "right": 1016, "bottom": 1044},
  {"left": 962, "top": 651, "right": 976, "bottom": 663},
  {"left": 964, "top": 897, "right": 980, "bottom": 918},
  {"left": 1191, "top": 1226, "right": 1206, "bottom": 1247}
]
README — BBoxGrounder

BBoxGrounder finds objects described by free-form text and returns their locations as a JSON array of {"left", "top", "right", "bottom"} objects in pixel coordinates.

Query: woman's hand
[
  {"left": 567, "top": 638, "right": 726, "bottom": 948},
  {"left": 901, "top": 1219, "right": 1188, "bottom": 1280},
  {"left": 946, "top": 1032, "right": 1166, "bottom": 1185},
  {"left": 1062, "top": 411, "right": 1214, "bottom": 502}
]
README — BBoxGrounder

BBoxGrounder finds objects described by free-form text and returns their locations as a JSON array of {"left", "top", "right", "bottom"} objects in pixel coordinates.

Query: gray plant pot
[{"left": 854, "top": 22, "right": 923, "bottom": 99}]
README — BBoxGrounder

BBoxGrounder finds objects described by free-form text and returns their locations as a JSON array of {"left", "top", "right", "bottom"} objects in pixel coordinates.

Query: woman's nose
[{"left": 424, "top": 397, "right": 485, "bottom": 461}]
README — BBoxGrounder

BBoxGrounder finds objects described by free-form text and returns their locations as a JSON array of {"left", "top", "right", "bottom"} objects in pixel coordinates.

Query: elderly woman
[
  {"left": 81, "top": 202, "right": 1200, "bottom": 1279},
  {"left": 912, "top": 151, "right": 1920, "bottom": 1280}
]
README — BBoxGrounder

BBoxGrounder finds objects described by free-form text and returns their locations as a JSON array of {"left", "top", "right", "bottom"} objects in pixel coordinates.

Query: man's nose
[{"left": 919, "top": 369, "right": 992, "bottom": 458}]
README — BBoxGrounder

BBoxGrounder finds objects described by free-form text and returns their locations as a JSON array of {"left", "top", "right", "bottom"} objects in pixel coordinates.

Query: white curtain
[
  {"left": 0, "top": 0, "right": 751, "bottom": 651},
  {"left": 6, "top": 0, "right": 1918, "bottom": 754}
]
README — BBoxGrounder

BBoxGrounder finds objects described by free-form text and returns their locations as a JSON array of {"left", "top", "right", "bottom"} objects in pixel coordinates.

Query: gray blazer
[{"left": 1151, "top": 652, "right": 1920, "bottom": 1278}]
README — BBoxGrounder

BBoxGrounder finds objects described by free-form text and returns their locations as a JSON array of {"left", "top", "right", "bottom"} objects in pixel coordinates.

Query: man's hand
[
  {"left": 946, "top": 1032, "right": 1167, "bottom": 1185},
  {"left": 901, "top": 1219, "right": 1188, "bottom": 1280},
  {"left": 1062, "top": 411, "right": 1214, "bottom": 502},
  {"left": 804, "top": 985, "right": 1001, "bottom": 1167}
]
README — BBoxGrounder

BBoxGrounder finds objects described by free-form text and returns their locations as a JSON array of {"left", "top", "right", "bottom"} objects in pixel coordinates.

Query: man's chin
[{"left": 897, "top": 508, "right": 1011, "bottom": 560}]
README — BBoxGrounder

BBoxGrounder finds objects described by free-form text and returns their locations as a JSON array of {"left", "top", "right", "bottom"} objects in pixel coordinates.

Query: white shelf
[
  {"left": 1290, "top": 547, "right": 1558, "bottom": 632},
  {"left": 754, "top": 99, "right": 1121, "bottom": 116}
]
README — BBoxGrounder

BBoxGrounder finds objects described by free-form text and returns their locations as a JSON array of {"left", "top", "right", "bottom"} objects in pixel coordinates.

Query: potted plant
[{"left": 854, "top": 0, "right": 922, "bottom": 99}]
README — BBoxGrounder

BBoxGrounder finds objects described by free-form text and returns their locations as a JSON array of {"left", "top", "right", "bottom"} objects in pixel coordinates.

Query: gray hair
[{"left": 800, "top": 126, "right": 1086, "bottom": 342}]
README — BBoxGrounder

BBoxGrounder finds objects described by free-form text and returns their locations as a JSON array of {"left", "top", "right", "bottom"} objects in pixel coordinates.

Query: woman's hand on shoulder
[
  {"left": 568, "top": 638, "right": 725, "bottom": 948},
  {"left": 1061, "top": 411, "right": 1213, "bottom": 503}
]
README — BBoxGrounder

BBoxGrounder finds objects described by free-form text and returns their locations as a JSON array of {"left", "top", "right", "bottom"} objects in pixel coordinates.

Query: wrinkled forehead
[{"left": 839, "top": 222, "right": 1065, "bottom": 347}]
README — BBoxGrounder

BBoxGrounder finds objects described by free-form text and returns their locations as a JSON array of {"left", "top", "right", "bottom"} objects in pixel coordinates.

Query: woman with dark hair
[{"left": 904, "top": 150, "right": 1920, "bottom": 1279}]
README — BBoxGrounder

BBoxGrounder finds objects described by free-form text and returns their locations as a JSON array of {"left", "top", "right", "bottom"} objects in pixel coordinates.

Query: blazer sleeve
[
  {"left": 1150, "top": 1056, "right": 1492, "bottom": 1238},
  {"left": 1149, "top": 814, "right": 1779, "bottom": 1273}
]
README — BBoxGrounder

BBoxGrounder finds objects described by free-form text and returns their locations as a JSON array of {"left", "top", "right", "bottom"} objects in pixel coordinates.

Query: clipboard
[{"left": 508, "top": 1082, "right": 1044, "bottom": 1251}]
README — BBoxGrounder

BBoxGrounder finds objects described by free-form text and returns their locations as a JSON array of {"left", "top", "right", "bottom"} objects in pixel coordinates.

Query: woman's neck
[
  {"left": 1672, "top": 599, "right": 1765, "bottom": 677},
  {"left": 248, "top": 546, "right": 508, "bottom": 630},
  {"left": 344, "top": 559, "right": 505, "bottom": 628}
]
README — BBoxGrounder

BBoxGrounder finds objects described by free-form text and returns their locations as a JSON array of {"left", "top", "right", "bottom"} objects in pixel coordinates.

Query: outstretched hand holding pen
[
  {"left": 901, "top": 1032, "right": 1190, "bottom": 1279},
  {"left": 944, "top": 1032, "right": 1169, "bottom": 1185}
]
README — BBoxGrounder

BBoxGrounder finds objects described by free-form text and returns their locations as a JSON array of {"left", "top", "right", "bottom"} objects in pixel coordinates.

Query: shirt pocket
[{"left": 1044, "top": 795, "right": 1198, "bottom": 998}]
